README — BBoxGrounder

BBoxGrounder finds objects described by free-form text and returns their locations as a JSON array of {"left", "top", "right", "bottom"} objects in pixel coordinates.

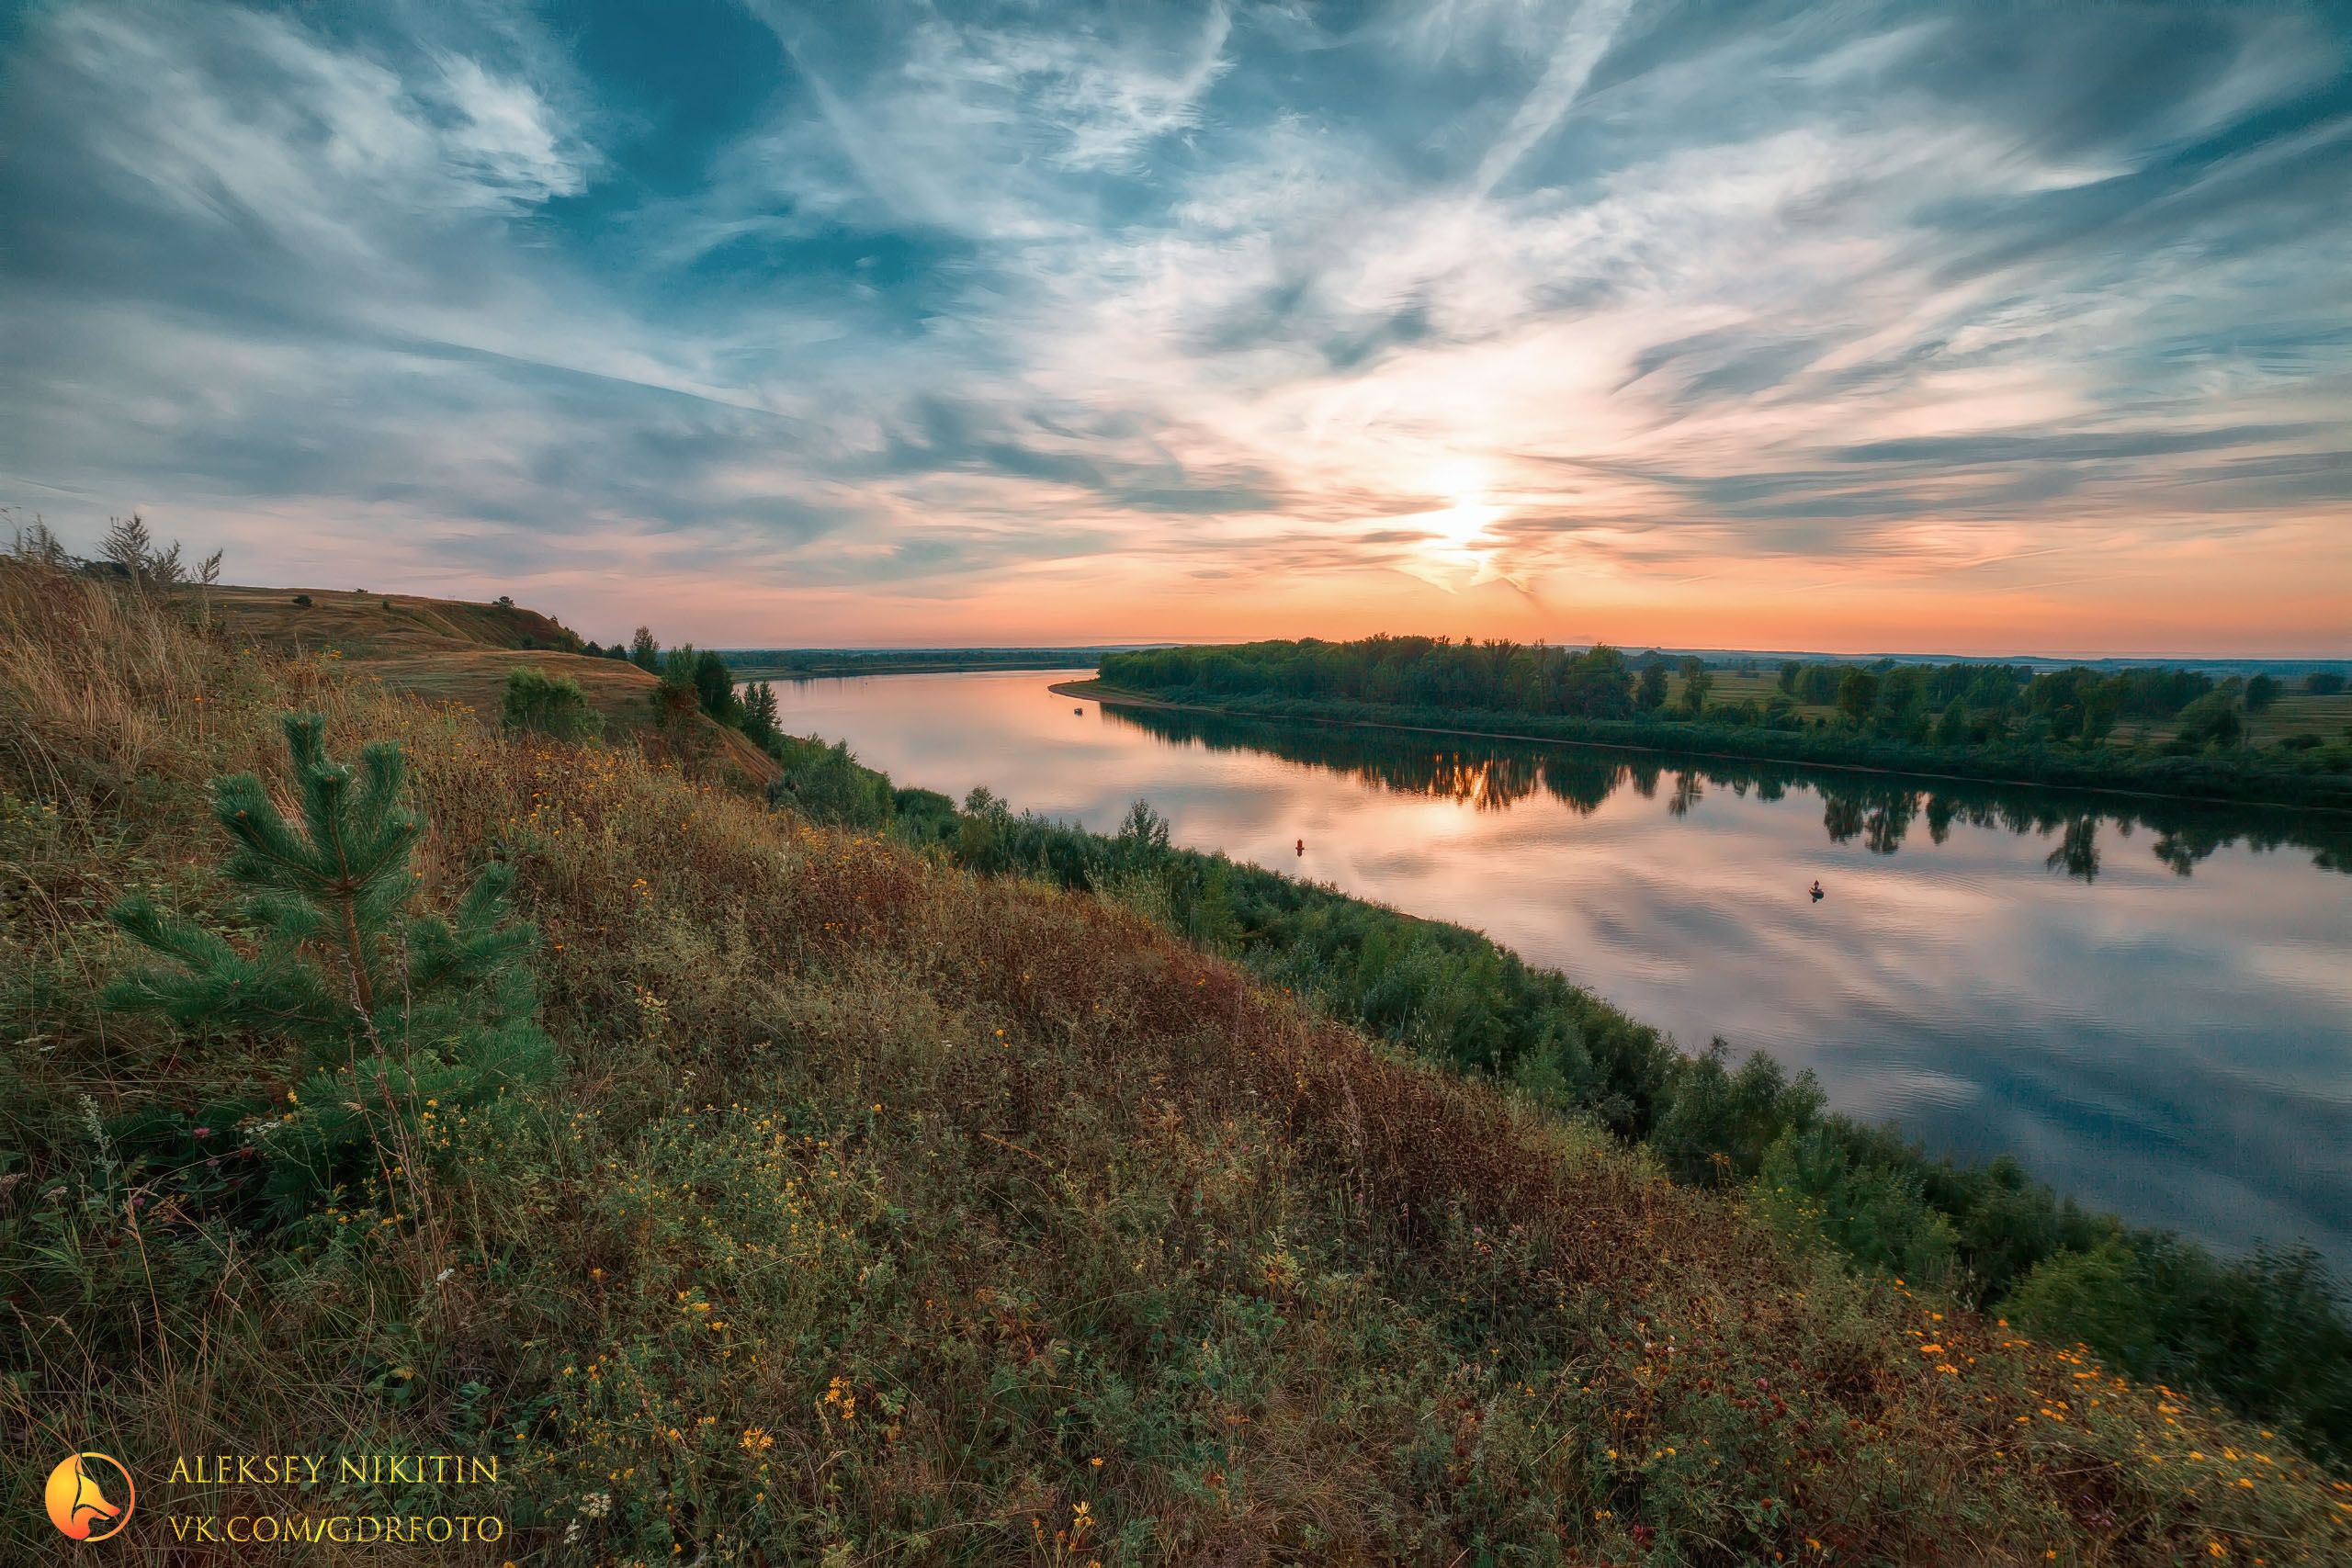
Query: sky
[{"left": 2, "top": 0, "right": 2347, "bottom": 655}]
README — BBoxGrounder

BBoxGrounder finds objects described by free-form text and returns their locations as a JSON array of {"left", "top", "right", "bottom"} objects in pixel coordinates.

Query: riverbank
[
  {"left": 802, "top": 672, "right": 2352, "bottom": 1467},
  {"left": 1055, "top": 679, "right": 2352, "bottom": 811}
]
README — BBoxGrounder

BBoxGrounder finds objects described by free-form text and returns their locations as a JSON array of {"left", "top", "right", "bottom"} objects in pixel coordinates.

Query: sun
[
  {"left": 1429, "top": 494, "right": 1501, "bottom": 549},
  {"left": 1401, "top": 464, "right": 1510, "bottom": 589}
]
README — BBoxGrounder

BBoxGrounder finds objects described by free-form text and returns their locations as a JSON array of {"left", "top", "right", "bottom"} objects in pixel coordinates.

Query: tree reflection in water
[{"left": 1105, "top": 705, "right": 2352, "bottom": 883}]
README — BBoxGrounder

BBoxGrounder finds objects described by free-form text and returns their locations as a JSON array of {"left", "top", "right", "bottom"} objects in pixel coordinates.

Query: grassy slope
[
  {"left": 4, "top": 569, "right": 2348, "bottom": 1564},
  {"left": 187, "top": 582, "right": 780, "bottom": 790}
]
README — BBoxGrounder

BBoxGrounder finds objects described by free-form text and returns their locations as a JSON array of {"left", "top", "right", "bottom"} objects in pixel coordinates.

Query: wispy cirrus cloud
[{"left": 0, "top": 0, "right": 2345, "bottom": 651}]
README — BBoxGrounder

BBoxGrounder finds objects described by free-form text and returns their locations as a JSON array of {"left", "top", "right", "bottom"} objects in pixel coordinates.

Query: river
[{"left": 763, "top": 669, "right": 2352, "bottom": 1268}]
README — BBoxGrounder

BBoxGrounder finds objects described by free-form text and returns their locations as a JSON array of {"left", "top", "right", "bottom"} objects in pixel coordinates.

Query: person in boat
[
  {"left": 1809, "top": 879, "right": 1824, "bottom": 901},
  {"left": 1296, "top": 838, "right": 1306, "bottom": 855}
]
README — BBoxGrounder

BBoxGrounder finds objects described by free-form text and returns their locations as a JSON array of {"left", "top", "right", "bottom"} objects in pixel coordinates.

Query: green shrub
[
  {"left": 766, "top": 735, "right": 894, "bottom": 829},
  {"left": 502, "top": 665, "right": 604, "bottom": 740},
  {"left": 1758, "top": 1124, "right": 1960, "bottom": 1286},
  {"left": 1650, "top": 1042, "right": 1825, "bottom": 1187},
  {"left": 2006, "top": 1235, "right": 2352, "bottom": 1461}
]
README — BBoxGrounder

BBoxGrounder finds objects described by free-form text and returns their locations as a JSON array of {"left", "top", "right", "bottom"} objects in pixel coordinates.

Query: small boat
[
  {"left": 1808, "top": 880, "right": 1825, "bottom": 902},
  {"left": 1074, "top": 706, "right": 1084, "bottom": 715}
]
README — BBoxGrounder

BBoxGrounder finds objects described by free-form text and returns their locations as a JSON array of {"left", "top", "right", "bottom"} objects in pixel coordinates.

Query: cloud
[{"left": 0, "top": 0, "right": 2346, "bottom": 649}]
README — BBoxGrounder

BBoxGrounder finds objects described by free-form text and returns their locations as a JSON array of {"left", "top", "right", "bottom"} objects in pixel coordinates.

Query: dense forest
[{"left": 1096, "top": 638, "right": 2352, "bottom": 807}]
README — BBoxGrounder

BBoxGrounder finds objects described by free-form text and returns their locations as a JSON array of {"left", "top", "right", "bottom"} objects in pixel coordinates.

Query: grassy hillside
[
  {"left": 196, "top": 582, "right": 586, "bottom": 657},
  {"left": 5, "top": 563, "right": 2348, "bottom": 1563},
  {"left": 185, "top": 581, "right": 780, "bottom": 790}
]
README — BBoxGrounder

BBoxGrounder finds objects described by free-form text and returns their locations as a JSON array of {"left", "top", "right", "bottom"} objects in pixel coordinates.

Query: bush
[
  {"left": 291, "top": 593, "right": 312, "bottom": 607},
  {"left": 1650, "top": 1042, "right": 1825, "bottom": 1187},
  {"left": 502, "top": 666, "right": 603, "bottom": 740},
  {"left": 1758, "top": 1124, "right": 1959, "bottom": 1286},
  {"left": 766, "top": 735, "right": 894, "bottom": 829},
  {"left": 2006, "top": 1235, "right": 2352, "bottom": 1460}
]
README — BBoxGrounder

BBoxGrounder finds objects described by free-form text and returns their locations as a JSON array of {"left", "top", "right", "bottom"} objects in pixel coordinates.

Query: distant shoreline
[
  {"left": 733, "top": 654, "right": 1104, "bottom": 679},
  {"left": 1050, "top": 678, "right": 2352, "bottom": 813}
]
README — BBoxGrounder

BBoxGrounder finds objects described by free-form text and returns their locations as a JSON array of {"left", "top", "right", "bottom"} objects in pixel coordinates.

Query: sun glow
[{"left": 1402, "top": 466, "right": 1512, "bottom": 591}]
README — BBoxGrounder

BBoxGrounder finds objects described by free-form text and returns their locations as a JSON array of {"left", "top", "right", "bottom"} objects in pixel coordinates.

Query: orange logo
[{"left": 44, "top": 1452, "right": 134, "bottom": 1541}]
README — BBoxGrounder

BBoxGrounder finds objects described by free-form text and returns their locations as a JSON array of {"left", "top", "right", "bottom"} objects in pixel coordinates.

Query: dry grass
[
  {"left": 5, "top": 562, "right": 2347, "bottom": 1564},
  {"left": 190, "top": 583, "right": 580, "bottom": 660},
  {"left": 176, "top": 580, "right": 779, "bottom": 790}
]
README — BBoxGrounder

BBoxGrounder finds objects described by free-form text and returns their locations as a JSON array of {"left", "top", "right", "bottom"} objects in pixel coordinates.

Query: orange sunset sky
[{"left": 3, "top": 1, "right": 2347, "bottom": 656}]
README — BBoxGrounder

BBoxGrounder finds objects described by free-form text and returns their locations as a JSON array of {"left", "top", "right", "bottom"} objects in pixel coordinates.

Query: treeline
[
  {"left": 510, "top": 626, "right": 791, "bottom": 755},
  {"left": 721, "top": 649, "right": 1110, "bottom": 678},
  {"left": 1097, "top": 639, "right": 2352, "bottom": 807},
  {"left": 756, "top": 735, "right": 2352, "bottom": 1466},
  {"left": 1103, "top": 704, "right": 2352, "bottom": 878}
]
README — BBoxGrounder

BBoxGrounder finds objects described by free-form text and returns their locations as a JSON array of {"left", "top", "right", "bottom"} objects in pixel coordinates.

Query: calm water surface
[{"left": 769, "top": 670, "right": 2352, "bottom": 1267}]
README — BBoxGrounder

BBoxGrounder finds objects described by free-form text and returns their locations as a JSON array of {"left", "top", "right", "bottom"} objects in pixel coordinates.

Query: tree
[
  {"left": 2305, "top": 672, "right": 2346, "bottom": 696},
  {"left": 741, "top": 682, "right": 781, "bottom": 748},
  {"left": 1799, "top": 664, "right": 1843, "bottom": 706},
  {"left": 1836, "top": 668, "right": 1881, "bottom": 727},
  {"left": 502, "top": 666, "right": 604, "bottom": 740},
  {"left": 1677, "top": 656, "right": 1712, "bottom": 715},
  {"left": 692, "top": 649, "right": 738, "bottom": 723},
  {"left": 2244, "top": 673, "right": 2282, "bottom": 713},
  {"left": 629, "top": 626, "right": 660, "bottom": 672},
  {"left": 1877, "top": 667, "right": 1930, "bottom": 740},
  {"left": 2079, "top": 679, "right": 2124, "bottom": 745},
  {"left": 650, "top": 646, "right": 701, "bottom": 731},
  {"left": 493, "top": 593, "right": 515, "bottom": 609},
  {"left": 104, "top": 715, "right": 555, "bottom": 1215},
  {"left": 1778, "top": 660, "right": 1803, "bottom": 696},
  {"left": 2175, "top": 686, "right": 2243, "bottom": 749},
  {"left": 1635, "top": 663, "right": 1668, "bottom": 710},
  {"left": 1557, "top": 645, "right": 1634, "bottom": 718}
]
